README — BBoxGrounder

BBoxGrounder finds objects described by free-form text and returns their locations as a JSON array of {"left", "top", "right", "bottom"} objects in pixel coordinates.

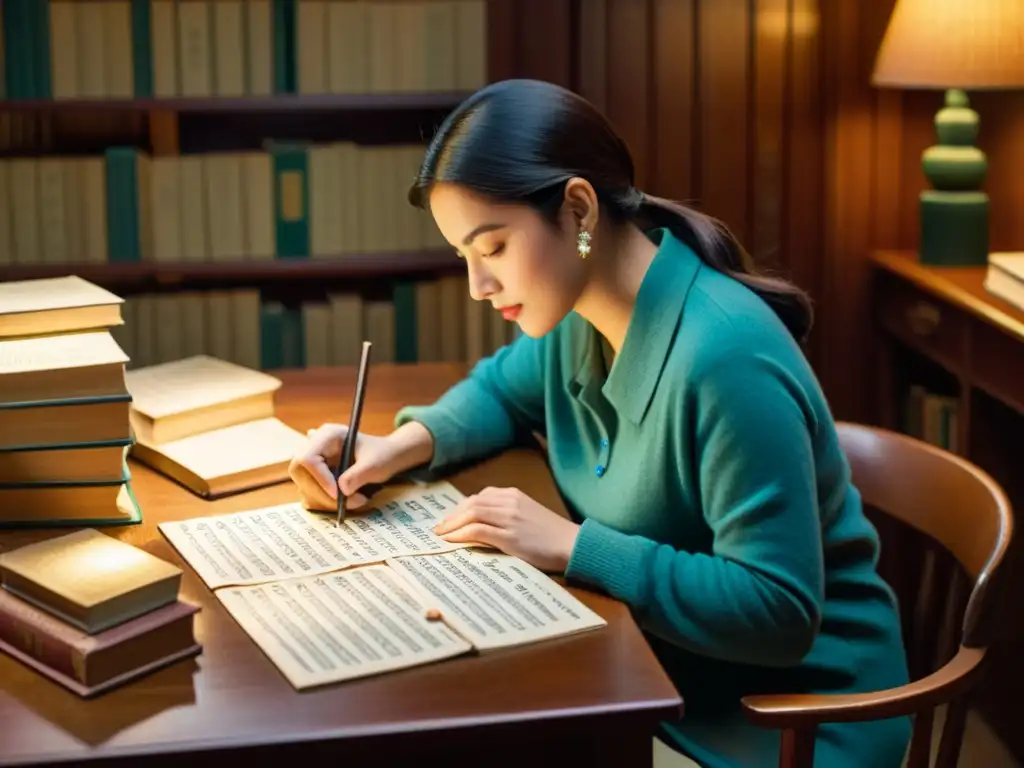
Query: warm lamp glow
[{"left": 873, "top": 0, "right": 1024, "bottom": 90}]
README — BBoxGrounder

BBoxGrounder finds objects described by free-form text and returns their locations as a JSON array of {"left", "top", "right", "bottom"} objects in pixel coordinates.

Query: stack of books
[
  {"left": 984, "top": 252, "right": 1024, "bottom": 311},
  {"left": 0, "top": 276, "right": 141, "bottom": 528},
  {"left": 0, "top": 529, "right": 202, "bottom": 697},
  {"left": 125, "top": 355, "right": 307, "bottom": 499}
]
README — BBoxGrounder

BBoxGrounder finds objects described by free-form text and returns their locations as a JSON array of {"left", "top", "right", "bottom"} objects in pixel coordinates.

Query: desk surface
[{"left": 0, "top": 364, "right": 681, "bottom": 766}]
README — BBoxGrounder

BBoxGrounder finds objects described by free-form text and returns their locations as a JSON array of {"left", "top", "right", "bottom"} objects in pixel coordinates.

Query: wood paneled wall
[
  {"left": 569, "top": 0, "right": 828, "bottom": 374},
  {"left": 494, "top": 0, "right": 835, "bottom": 405},
  {"left": 574, "top": 0, "right": 824, "bottom": 301}
]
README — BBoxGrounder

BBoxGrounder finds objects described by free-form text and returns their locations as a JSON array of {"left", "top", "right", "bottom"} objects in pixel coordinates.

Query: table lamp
[{"left": 872, "top": 0, "right": 1024, "bottom": 267}]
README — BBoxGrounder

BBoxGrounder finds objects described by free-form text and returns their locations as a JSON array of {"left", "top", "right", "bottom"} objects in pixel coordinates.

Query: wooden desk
[
  {"left": 0, "top": 365, "right": 682, "bottom": 768},
  {"left": 871, "top": 251, "right": 1024, "bottom": 761}
]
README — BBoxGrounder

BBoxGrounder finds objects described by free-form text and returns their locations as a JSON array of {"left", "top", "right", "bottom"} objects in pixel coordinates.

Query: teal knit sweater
[{"left": 396, "top": 229, "right": 911, "bottom": 767}]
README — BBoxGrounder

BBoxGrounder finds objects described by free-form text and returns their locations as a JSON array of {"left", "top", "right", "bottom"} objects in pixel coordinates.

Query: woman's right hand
[
  {"left": 288, "top": 423, "right": 401, "bottom": 511},
  {"left": 288, "top": 420, "right": 435, "bottom": 512}
]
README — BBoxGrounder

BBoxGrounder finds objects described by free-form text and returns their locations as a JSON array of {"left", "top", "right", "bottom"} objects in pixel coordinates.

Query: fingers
[
  {"left": 292, "top": 465, "right": 336, "bottom": 511},
  {"left": 307, "top": 422, "right": 346, "bottom": 466},
  {"left": 436, "top": 521, "right": 507, "bottom": 549},
  {"left": 434, "top": 495, "right": 508, "bottom": 535},
  {"left": 288, "top": 423, "right": 346, "bottom": 509},
  {"left": 338, "top": 464, "right": 367, "bottom": 497}
]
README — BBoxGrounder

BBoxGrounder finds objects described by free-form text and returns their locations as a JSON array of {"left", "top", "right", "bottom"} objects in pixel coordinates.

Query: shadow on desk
[{"left": 0, "top": 658, "right": 199, "bottom": 747}]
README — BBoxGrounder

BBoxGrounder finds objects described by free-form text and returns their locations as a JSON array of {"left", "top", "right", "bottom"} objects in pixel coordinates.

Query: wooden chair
[{"left": 740, "top": 421, "right": 1014, "bottom": 768}]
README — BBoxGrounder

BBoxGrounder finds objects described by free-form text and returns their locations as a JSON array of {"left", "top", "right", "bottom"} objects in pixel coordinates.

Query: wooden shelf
[
  {"left": 0, "top": 92, "right": 472, "bottom": 114},
  {"left": 0, "top": 250, "right": 462, "bottom": 287}
]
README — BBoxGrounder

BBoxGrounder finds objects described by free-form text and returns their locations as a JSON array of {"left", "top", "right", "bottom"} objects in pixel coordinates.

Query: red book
[{"left": 0, "top": 588, "right": 201, "bottom": 697}]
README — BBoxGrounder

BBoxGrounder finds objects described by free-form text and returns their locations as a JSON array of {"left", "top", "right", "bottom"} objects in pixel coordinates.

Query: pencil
[{"left": 336, "top": 340, "right": 372, "bottom": 526}]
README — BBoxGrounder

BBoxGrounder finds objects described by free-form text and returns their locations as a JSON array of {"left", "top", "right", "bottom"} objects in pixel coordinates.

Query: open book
[
  {"left": 158, "top": 482, "right": 606, "bottom": 690},
  {"left": 125, "top": 356, "right": 306, "bottom": 498}
]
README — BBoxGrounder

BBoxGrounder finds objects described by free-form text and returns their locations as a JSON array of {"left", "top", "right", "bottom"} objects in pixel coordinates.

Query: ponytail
[{"left": 633, "top": 193, "right": 814, "bottom": 343}]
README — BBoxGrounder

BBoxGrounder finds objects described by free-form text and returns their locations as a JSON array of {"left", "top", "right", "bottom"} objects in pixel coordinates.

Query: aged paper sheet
[
  {"left": 386, "top": 549, "right": 607, "bottom": 651},
  {"left": 216, "top": 564, "right": 473, "bottom": 689},
  {"left": 159, "top": 482, "right": 467, "bottom": 589}
]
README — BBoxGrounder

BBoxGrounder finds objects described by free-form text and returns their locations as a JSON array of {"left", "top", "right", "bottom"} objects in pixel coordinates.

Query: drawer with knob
[{"left": 875, "top": 273, "right": 969, "bottom": 373}]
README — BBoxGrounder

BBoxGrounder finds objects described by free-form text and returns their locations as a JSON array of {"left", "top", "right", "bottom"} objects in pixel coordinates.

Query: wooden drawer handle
[{"left": 905, "top": 301, "right": 941, "bottom": 336}]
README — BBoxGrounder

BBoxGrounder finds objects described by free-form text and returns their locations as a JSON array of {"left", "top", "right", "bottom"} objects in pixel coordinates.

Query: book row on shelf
[
  {"left": 2, "top": 0, "right": 487, "bottom": 101},
  {"left": 0, "top": 141, "right": 446, "bottom": 266},
  {"left": 903, "top": 384, "right": 959, "bottom": 455},
  {"left": 110, "top": 274, "right": 518, "bottom": 372}
]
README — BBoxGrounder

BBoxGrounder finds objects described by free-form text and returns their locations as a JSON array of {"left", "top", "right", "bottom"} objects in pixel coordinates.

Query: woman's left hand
[{"left": 433, "top": 486, "right": 581, "bottom": 573}]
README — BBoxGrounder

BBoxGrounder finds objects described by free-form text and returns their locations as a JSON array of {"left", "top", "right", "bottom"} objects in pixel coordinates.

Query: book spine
[
  {"left": 281, "top": 305, "right": 305, "bottom": 367},
  {"left": 393, "top": 281, "right": 417, "bottom": 363},
  {"left": 104, "top": 147, "right": 144, "bottom": 263},
  {"left": 0, "top": 603, "right": 87, "bottom": 684},
  {"left": 272, "top": 0, "right": 294, "bottom": 93},
  {"left": 270, "top": 143, "right": 309, "bottom": 258},
  {"left": 3, "top": 0, "right": 28, "bottom": 99},
  {"left": 131, "top": 0, "right": 155, "bottom": 98},
  {"left": 31, "top": 0, "right": 52, "bottom": 99},
  {"left": 260, "top": 300, "right": 285, "bottom": 369}
]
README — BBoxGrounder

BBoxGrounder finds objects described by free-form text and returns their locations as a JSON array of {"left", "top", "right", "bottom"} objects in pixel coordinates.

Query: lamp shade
[{"left": 872, "top": 0, "right": 1024, "bottom": 89}]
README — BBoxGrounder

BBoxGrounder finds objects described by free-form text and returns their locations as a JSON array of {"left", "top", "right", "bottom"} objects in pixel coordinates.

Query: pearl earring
[{"left": 577, "top": 230, "right": 592, "bottom": 259}]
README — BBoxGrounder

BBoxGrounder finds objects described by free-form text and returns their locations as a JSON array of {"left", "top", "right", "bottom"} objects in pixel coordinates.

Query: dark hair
[{"left": 409, "top": 79, "right": 813, "bottom": 342}]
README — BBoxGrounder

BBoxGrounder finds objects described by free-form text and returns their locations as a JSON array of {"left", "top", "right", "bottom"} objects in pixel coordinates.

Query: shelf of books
[
  {"left": 0, "top": 0, "right": 486, "bottom": 104},
  {"left": 0, "top": 0, "right": 504, "bottom": 368}
]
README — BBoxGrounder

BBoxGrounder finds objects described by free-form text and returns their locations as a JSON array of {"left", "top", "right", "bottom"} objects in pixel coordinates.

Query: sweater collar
[{"left": 571, "top": 228, "right": 703, "bottom": 425}]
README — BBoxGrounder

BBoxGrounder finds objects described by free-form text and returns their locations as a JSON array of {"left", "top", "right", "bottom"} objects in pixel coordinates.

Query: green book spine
[
  {"left": 31, "top": 0, "right": 50, "bottom": 99},
  {"left": 260, "top": 302, "right": 285, "bottom": 369},
  {"left": 131, "top": 0, "right": 154, "bottom": 97},
  {"left": 1, "top": 0, "right": 20, "bottom": 98},
  {"left": 4, "top": 0, "right": 31, "bottom": 99},
  {"left": 281, "top": 306, "right": 305, "bottom": 367},
  {"left": 104, "top": 149, "right": 125, "bottom": 262},
  {"left": 104, "top": 148, "right": 142, "bottom": 263},
  {"left": 270, "top": 143, "right": 309, "bottom": 258},
  {"left": 393, "top": 282, "right": 418, "bottom": 363},
  {"left": 272, "top": 0, "right": 294, "bottom": 93}
]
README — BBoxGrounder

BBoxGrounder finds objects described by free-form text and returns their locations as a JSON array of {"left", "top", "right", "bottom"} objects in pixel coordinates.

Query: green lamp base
[
  {"left": 920, "top": 191, "right": 989, "bottom": 267},
  {"left": 918, "top": 89, "right": 990, "bottom": 267}
]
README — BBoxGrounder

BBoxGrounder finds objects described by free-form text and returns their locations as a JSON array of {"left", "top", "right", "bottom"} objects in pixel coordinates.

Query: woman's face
[{"left": 428, "top": 182, "right": 588, "bottom": 338}]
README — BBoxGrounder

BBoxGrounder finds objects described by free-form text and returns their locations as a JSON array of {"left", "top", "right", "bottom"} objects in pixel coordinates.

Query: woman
[{"left": 289, "top": 79, "right": 911, "bottom": 767}]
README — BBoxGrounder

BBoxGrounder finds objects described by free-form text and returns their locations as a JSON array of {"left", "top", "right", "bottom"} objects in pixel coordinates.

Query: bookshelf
[
  {"left": 870, "top": 249, "right": 1024, "bottom": 759},
  {"left": 0, "top": 0, "right": 518, "bottom": 374}
]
